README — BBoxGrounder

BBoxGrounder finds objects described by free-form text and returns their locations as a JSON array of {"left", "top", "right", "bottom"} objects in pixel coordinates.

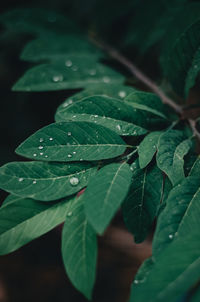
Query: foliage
[{"left": 0, "top": 1, "right": 200, "bottom": 301}]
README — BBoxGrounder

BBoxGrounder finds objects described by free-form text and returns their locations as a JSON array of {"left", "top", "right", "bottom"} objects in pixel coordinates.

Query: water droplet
[
  {"left": 72, "top": 66, "right": 78, "bottom": 71},
  {"left": 49, "top": 137, "right": 53, "bottom": 141},
  {"left": 73, "top": 151, "right": 76, "bottom": 154},
  {"left": 18, "top": 178, "right": 24, "bottom": 182},
  {"left": 80, "top": 158, "right": 83, "bottom": 161},
  {"left": 89, "top": 69, "right": 96, "bottom": 76},
  {"left": 65, "top": 60, "right": 72, "bottom": 67},
  {"left": 103, "top": 76, "right": 110, "bottom": 83},
  {"left": 118, "top": 91, "right": 126, "bottom": 98},
  {"left": 45, "top": 155, "right": 48, "bottom": 158},
  {"left": 134, "top": 109, "right": 137, "bottom": 112},
  {"left": 52, "top": 75, "right": 63, "bottom": 82},
  {"left": 169, "top": 234, "right": 173, "bottom": 239},
  {"left": 33, "top": 180, "right": 37, "bottom": 184},
  {"left": 69, "top": 177, "right": 79, "bottom": 186},
  {"left": 153, "top": 145, "right": 156, "bottom": 149},
  {"left": 38, "top": 146, "right": 44, "bottom": 150},
  {"left": 39, "top": 138, "right": 44, "bottom": 142},
  {"left": 194, "top": 64, "right": 198, "bottom": 69},
  {"left": 67, "top": 132, "right": 72, "bottom": 136},
  {"left": 73, "top": 115, "right": 76, "bottom": 118},
  {"left": 134, "top": 280, "right": 139, "bottom": 284},
  {"left": 68, "top": 154, "right": 72, "bottom": 158},
  {"left": 94, "top": 115, "right": 98, "bottom": 118},
  {"left": 67, "top": 211, "right": 73, "bottom": 217},
  {"left": 40, "top": 152, "right": 44, "bottom": 155},
  {"left": 33, "top": 153, "right": 37, "bottom": 157},
  {"left": 116, "top": 124, "right": 121, "bottom": 131}
]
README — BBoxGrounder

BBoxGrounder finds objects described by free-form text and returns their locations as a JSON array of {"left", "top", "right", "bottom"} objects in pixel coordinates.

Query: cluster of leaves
[{"left": 0, "top": 3, "right": 199, "bottom": 302}]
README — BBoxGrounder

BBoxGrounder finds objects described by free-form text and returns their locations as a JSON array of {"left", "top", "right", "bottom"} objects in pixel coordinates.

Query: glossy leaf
[
  {"left": 62, "top": 196, "right": 97, "bottom": 300},
  {"left": 130, "top": 230, "right": 200, "bottom": 302},
  {"left": 55, "top": 95, "right": 148, "bottom": 136},
  {"left": 157, "top": 130, "right": 192, "bottom": 185},
  {"left": 84, "top": 162, "right": 132, "bottom": 234},
  {"left": 21, "top": 34, "right": 101, "bottom": 62},
  {"left": 153, "top": 176, "right": 200, "bottom": 257},
  {"left": 12, "top": 55, "right": 125, "bottom": 92},
  {"left": 122, "top": 160, "right": 163, "bottom": 243},
  {"left": 15, "top": 121, "right": 127, "bottom": 162},
  {"left": 0, "top": 194, "right": 73, "bottom": 255},
  {"left": 0, "top": 161, "right": 96, "bottom": 201},
  {"left": 138, "top": 131, "right": 163, "bottom": 169},
  {"left": 189, "top": 155, "right": 200, "bottom": 176}
]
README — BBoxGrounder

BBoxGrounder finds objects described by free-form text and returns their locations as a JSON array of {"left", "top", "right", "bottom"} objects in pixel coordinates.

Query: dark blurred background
[{"left": 0, "top": 1, "right": 152, "bottom": 301}]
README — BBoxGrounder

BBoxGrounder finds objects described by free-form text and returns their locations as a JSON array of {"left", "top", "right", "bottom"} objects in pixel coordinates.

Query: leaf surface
[
  {"left": 55, "top": 95, "right": 148, "bottom": 136},
  {"left": 122, "top": 160, "right": 163, "bottom": 243},
  {"left": 15, "top": 121, "right": 127, "bottom": 162},
  {"left": 84, "top": 162, "right": 132, "bottom": 234},
  {"left": 62, "top": 196, "right": 97, "bottom": 300},
  {"left": 0, "top": 194, "right": 73, "bottom": 255},
  {"left": 157, "top": 130, "right": 192, "bottom": 185},
  {"left": 0, "top": 161, "right": 96, "bottom": 201}
]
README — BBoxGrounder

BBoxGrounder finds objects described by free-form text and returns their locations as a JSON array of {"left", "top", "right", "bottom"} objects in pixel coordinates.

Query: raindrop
[
  {"left": 89, "top": 69, "right": 96, "bottom": 76},
  {"left": 52, "top": 75, "right": 63, "bottom": 82},
  {"left": 40, "top": 153, "right": 44, "bottom": 156},
  {"left": 134, "top": 280, "right": 139, "bottom": 284},
  {"left": 169, "top": 234, "right": 173, "bottom": 239},
  {"left": 67, "top": 132, "right": 72, "bottom": 136},
  {"left": 118, "top": 91, "right": 126, "bottom": 98},
  {"left": 73, "top": 151, "right": 76, "bottom": 154},
  {"left": 65, "top": 60, "right": 72, "bottom": 67},
  {"left": 103, "top": 76, "right": 110, "bottom": 83},
  {"left": 39, "top": 138, "right": 44, "bottom": 143},
  {"left": 38, "top": 146, "right": 44, "bottom": 150},
  {"left": 49, "top": 137, "right": 53, "bottom": 141},
  {"left": 18, "top": 178, "right": 24, "bottom": 182},
  {"left": 69, "top": 177, "right": 79, "bottom": 186},
  {"left": 67, "top": 211, "right": 73, "bottom": 217},
  {"left": 45, "top": 155, "right": 48, "bottom": 158},
  {"left": 68, "top": 154, "right": 72, "bottom": 158},
  {"left": 116, "top": 124, "right": 121, "bottom": 131},
  {"left": 72, "top": 66, "right": 78, "bottom": 71},
  {"left": 33, "top": 180, "right": 37, "bottom": 184},
  {"left": 33, "top": 153, "right": 37, "bottom": 157},
  {"left": 94, "top": 115, "right": 98, "bottom": 118}
]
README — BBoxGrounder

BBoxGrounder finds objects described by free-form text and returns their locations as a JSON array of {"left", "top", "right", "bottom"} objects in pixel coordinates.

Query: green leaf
[
  {"left": 21, "top": 33, "right": 102, "bottom": 62},
  {"left": 0, "top": 194, "right": 73, "bottom": 255},
  {"left": 138, "top": 131, "right": 163, "bottom": 169},
  {"left": 56, "top": 84, "right": 136, "bottom": 110},
  {"left": 190, "top": 286, "right": 200, "bottom": 302},
  {"left": 162, "top": 19, "right": 200, "bottom": 97},
  {"left": 0, "top": 161, "right": 96, "bottom": 201},
  {"left": 122, "top": 160, "right": 163, "bottom": 243},
  {"left": 15, "top": 121, "right": 127, "bottom": 162},
  {"left": 55, "top": 95, "right": 148, "bottom": 136},
  {"left": 153, "top": 176, "right": 200, "bottom": 258},
  {"left": 133, "top": 257, "right": 154, "bottom": 285},
  {"left": 84, "top": 162, "right": 132, "bottom": 234},
  {"left": 157, "top": 130, "right": 192, "bottom": 186},
  {"left": 62, "top": 196, "right": 97, "bottom": 300},
  {"left": 189, "top": 155, "right": 200, "bottom": 176},
  {"left": 130, "top": 230, "right": 200, "bottom": 302},
  {"left": 12, "top": 55, "right": 125, "bottom": 92}
]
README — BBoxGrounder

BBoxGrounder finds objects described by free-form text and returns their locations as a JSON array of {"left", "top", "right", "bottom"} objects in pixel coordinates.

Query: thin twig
[
  {"left": 93, "top": 39, "right": 183, "bottom": 115},
  {"left": 188, "top": 119, "right": 200, "bottom": 140}
]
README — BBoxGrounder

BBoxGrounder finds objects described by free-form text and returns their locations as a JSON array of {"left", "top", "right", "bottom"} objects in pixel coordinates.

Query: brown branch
[
  {"left": 188, "top": 119, "right": 200, "bottom": 140},
  {"left": 93, "top": 39, "right": 183, "bottom": 115}
]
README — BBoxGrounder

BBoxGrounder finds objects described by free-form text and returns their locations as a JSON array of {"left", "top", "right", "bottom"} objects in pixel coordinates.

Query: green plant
[{"left": 0, "top": 1, "right": 200, "bottom": 301}]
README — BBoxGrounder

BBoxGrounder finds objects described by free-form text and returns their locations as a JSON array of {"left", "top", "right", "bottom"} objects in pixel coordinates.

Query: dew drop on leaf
[
  {"left": 69, "top": 177, "right": 79, "bottom": 186},
  {"left": 67, "top": 211, "right": 73, "bottom": 217},
  {"left": 18, "top": 178, "right": 24, "bottom": 182},
  {"left": 52, "top": 75, "right": 63, "bottom": 82},
  {"left": 68, "top": 154, "right": 72, "bottom": 158},
  {"left": 67, "top": 132, "right": 72, "bottom": 136},
  {"left": 118, "top": 91, "right": 126, "bottom": 98},
  {"left": 116, "top": 125, "right": 121, "bottom": 131},
  {"left": 103, "top": 76, "right": 110, "bottom": 83},
  {"left": 65, "top": 60, "right": 72, "bottom": 67},
  {"left": 38, "top": 146, "right": 44, "bottom": 150},
  {"left": 33, "top": 153, "right": 37, "bottom": 157},
  {"left": 169, "top": 234, "right": 173, "bottom": 239},
  {"left": 39, "top": 138, "right": 44, "bottom": 143},
  {"left": 33, "top": 180, "right": 37, "bottom": 184}
]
